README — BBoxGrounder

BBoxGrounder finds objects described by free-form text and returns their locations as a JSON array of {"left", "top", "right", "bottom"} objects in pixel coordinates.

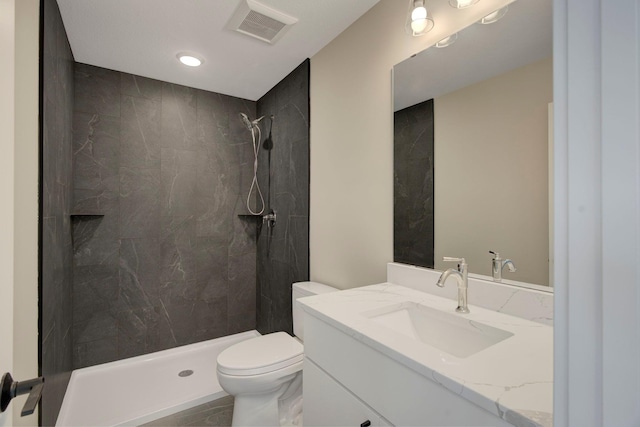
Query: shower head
[
  {"left": 239, "top": 113, "right": 265, "bottom": 131},
  {"left": 240, "top": 113, "right": 253, "bottom": 130}
]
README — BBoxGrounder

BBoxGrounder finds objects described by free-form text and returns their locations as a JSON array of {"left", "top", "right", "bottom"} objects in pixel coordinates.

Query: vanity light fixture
[
  {"left": 479, "top": 6, "right": 508, "bottom": 24},
  {"left": 449, "top": 0, "right": 480, "bottom": 9},
  {"left": 435, "top": 33, "right": 458, "bottom": 48},
  {"left": 177, "top": 53, "right": 203, "bottom": 67},
  {"left": 407, "top": 0, "right": 434, "bottom": 37}
]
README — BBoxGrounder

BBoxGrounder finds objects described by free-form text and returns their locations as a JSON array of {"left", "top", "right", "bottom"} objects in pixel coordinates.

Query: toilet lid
[{"left": 217, "top": 332, "right": 304, "bottom": 376}]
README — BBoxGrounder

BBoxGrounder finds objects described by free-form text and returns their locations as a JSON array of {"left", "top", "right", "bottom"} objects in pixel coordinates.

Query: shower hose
[{"left": 247, "top": 124, "right": 266, "bottom": 215}]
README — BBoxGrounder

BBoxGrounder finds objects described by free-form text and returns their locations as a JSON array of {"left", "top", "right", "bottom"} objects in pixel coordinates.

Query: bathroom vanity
[{"left": 300, "top": 263, "right": 553, "bottom": 427}]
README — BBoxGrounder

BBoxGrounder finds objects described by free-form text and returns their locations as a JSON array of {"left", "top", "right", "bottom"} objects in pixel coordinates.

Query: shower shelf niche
[
  {"left": 70, "top": 213, "right": 105, "bottom": 218},
  {"left": 70, "top": 214, "right": 106, "bottom": 230},
  {"left": 237, "top": 214, "right": 264, "bottom": 219}
]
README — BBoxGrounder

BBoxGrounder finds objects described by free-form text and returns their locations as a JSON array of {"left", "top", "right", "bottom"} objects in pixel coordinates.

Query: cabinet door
[{"left": 304, "top": 357, "right": 385, "bottom": 427}]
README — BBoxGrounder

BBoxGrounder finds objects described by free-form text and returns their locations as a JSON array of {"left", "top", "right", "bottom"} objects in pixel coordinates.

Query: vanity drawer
[{"left": 304, "top": 357, "right": 390, "bottom": 427}]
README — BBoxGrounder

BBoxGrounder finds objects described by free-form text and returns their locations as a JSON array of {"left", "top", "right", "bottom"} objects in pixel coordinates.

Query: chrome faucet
[
  {"left": 436, "top": 257, "right": 469, "bottom": 314},
  {"left": 489, "top": 251, "right": 516, "bottom": 282}
]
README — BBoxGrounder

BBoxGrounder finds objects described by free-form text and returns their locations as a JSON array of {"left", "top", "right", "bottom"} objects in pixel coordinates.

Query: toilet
[{"left": 216, "top": 281, "right": 337, "bottom": 427}]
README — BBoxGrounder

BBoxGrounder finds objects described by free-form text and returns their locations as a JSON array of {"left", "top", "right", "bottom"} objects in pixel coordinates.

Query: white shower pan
[{"left": 56, "top": 330, "right": 260, "bottom": 426}]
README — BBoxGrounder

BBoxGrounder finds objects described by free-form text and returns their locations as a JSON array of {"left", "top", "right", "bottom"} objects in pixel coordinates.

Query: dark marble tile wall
[
  {"left": 393, "top": 99, "right": 435, "bottom": 268},
  {"left": 41, "top": 0, "right": 75, "bottom": 424},
  {"left": 71, "top": 63, "right": 258, "bottom": 368},
  {"left": 256, "top": 60, "right": 310, "bottom": 335}
]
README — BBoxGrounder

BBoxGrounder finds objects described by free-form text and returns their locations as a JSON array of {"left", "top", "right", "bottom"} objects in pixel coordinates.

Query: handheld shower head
[
  {"left": 240, "top": 113, "right": 253, "bottom": 131},
  {"left": 239, "top": 113, "right": 265, "bottom": 131}
]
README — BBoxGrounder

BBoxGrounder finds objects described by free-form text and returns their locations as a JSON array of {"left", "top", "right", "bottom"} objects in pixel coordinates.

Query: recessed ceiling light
[{"left": 177, "top": 53, "right": 203, "bottom": 67}]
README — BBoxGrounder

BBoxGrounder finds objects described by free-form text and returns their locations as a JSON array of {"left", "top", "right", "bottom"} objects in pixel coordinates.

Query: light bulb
[
  {"left": 411, "top": 6, "right": 427, "bottom": 21},
  {"left": 411, "top": 18, "right": 428, "bottom": 33},
  {"left": 407, "top": 0, "right": 433, "bottom": 36}
]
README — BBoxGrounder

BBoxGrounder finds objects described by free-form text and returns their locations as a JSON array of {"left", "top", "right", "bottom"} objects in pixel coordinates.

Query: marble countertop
[{"left": 299, "top": 282, "right": 553, "bottom": 427}]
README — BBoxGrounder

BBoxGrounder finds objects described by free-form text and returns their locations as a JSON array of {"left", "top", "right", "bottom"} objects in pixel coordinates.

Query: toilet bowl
[{"left": 216, "top": 281, "right": 337, "bottom": 427}]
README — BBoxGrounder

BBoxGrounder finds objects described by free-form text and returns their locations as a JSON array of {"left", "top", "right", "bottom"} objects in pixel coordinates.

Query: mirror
[{"left": 393, "top": 0, "right": 553, "bottom": 287}]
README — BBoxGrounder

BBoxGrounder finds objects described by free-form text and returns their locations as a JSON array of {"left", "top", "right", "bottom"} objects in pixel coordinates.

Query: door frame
[{"left": 553, "top": 0, "right": 640, "bottom": 425}]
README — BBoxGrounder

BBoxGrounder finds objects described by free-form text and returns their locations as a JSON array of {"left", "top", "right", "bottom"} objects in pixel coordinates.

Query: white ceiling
[
  {"left": 57, "top": 0, "right": 380, "bottom": 101},
  {"left": 394, "top": 0, "right": 553, "bottom": 111}
]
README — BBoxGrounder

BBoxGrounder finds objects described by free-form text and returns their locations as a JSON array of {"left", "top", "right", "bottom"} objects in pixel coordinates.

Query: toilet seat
[{"left": 217, "top": 332, "right": 303, "bottom": 376}]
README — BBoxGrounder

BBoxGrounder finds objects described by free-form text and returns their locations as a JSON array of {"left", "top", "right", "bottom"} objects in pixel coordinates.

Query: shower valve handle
[{"left": 262, "top": 210, "right": 277, "bottom": 226}]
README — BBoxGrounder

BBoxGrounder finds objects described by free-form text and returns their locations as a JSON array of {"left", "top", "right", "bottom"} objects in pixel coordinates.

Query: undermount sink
[{"left": 362, "top": 301, "right": 514, "bottom": 358}]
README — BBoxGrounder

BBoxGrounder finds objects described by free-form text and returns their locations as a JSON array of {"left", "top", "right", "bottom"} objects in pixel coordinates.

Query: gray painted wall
[
  {"left": 71, "top": 63, "right": 258, "bottom": 368},
  {"left": 393, "top": 99, "right": 435, "bottom": 268},
  {"left": 256, "top": 60, "right": 310, "bottom": 334},
  {"left": 41, "top": 0, "right": 75, "bottom": 424}
]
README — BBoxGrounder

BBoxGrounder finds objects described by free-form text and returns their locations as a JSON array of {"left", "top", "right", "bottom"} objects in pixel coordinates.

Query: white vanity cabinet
[
  {"left": 302, "top": 313, "right": 512, "bottom": 427},
  {"left": 304, "top": 358, "right": 391, "bottom": 427}
]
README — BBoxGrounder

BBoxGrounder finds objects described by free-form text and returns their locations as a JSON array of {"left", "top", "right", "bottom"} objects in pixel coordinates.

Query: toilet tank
[{"left": 292, "top": 281, "right": 337, "bottom": 341}]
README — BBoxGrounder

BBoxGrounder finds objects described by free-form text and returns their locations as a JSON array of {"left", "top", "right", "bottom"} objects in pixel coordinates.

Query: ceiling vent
[{"left": 226, "top": 0, "right": 298, "bottom": 45}]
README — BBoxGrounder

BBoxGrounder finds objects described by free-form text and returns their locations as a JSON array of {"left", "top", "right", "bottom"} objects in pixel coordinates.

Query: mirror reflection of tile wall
[
  {"left": 392, "top": 0, "right": 553, "bottom": 287},
  {"left": 394, "top": 99, "right": 434, "bottom": 269}
]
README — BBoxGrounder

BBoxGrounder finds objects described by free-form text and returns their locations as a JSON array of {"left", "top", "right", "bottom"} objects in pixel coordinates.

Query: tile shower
[
  {"left": 40, "top": 0, "right": 74, "bottom": 424},
  {"left": 70, "top": 63, "right": 259, "bottom": 368},
  {"left": 40, "top": 0, "right": 311, "bottom": 420},
  {"left": 256, "top": 61, "right": 310, "bottom": 335}
]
